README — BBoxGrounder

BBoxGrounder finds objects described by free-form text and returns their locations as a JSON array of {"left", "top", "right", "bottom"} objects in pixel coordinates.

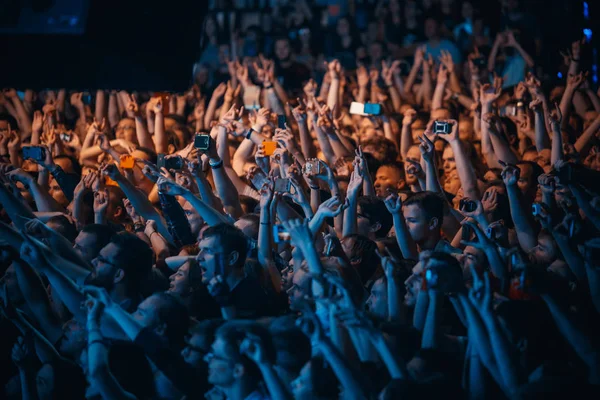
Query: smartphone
[
  {"left": 349, "top": 102, "right": 382, "bottom": 116},
  {"left": 303, "top": 159, "right": 321, "bottom": 176},
  {"left": 120, "top": 154, "right": 135, "bottom": 169},
  {"left": 277, "top": 115, "right": 286, "bottom": 129},
  {"left": 22, "top": 146, "right": 46, "bottom": 162},
  {"left": 460, "top": 198, "right": 477, "bottom": 213},
  {"left": 274, "top": 178, "right": 291, "bottom": 193},
  {"left": 82, "top": 92, "right": 92, "bottom": 105},
  {"left": 158, "top": 154, "right": 183, "bottom": 170},
  {"left": 194, "top": 134, "right": 210, "bottom": 151},
  {"left": 433, "top": 121, "right": 452, "bottom": 134},
  {"left": 472, "top": 56, "right": 486, "bottom": 68},
  {"left": 60, "top": 132, "right": 72, "bottom": 142},
  {"left": 273, "top": 225, "right": 291, "bottom": 243},
  {"left": 262, "top": 141, "right": 278, "bottom": 156}
]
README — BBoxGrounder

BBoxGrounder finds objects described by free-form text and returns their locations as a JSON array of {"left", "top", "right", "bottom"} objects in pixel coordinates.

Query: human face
[
  {"left": 206, "top": 336, "right": 235, "bottom": 386},
  {"left": 280, "top": 265, "right": 295, "bottom": 292},
  {"left": 89, "top": 243, "right": 120, "bottom": 290},
  {"left": 367, "top": 278, "right": 388, "bottom": 319},
  {"left": 169, "top": 262, "right": 191, "bottom": 295},
  {"left": 374, "top": 166, "right": 404, "bottom": 198},
  {"left": 442, "top": 146, "right": 456, "bottom": 176},
  {"left": 404, "top": 263, "right": 424, "bottom": 306},
  {"left": 356, "top": 205, "right": 375, "bottom": 238},
  {"left": 275, "top": 39, "right": 291, "bottom": 61},
  {"left": 0, "top": 120, "right": 8, "bottom": 135},
  {"left": 115, "top": 118, "right": 136, "bottom": 142},
  {"left": 529, "top": 234, "right": 557, "bottom": 265},
  {"left": 287, "top": 268, "right": 310, "bottom": 311},
  {"left": 49, "top": 176, "right": 69, "bottom": 207},
  {"left": 59, "top": 320, "right": 86, "bottom": 356},
  {"left": 461, "top": 246, "right": 485, "bottom": 275},
  {"left": 197, "top": 236, "right": 227, "bottom": 284},
  {"left": 181, "top": 333, "right": 208, "bottom": 368},
  {"left": 73, "top": 232, "right": 100, "bottom": 263},
  {"left": 131, "top": 295, "right": 162, "bottom": 329},
  {"left": 291, "top": 362, "right": 313, "bottom": 400},
  {"left": 4, "top": 265, "right": 24, "bottom": 304},
  {"left": 458, "top": 119, "right": 474, "bottom": 141},
  {"left": 402, "top": 204, "right": 434, "bottom": 244},
  {"left": 36, "top": 364, "right": 54, "bottom": 400}
]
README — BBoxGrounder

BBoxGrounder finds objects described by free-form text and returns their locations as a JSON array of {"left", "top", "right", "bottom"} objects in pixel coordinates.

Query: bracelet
[
  {"left": 134, "top": 223, "right": 145, "bottom": 232},
  {"left": 245, "top": 128, "right": 254, "bottom": 140},
  {"left": 572, "top": 58, "right": 580, "bottom": 62},
  {"left": 309, "top": 185, "right": 320, "bottom": 190},
  {"left": 210, "top": 159, "right": 224, "bottom": 169},
  {"left": 263, "top": 84, "right": 273, "bottom": 89},
  {"left": 260, "top": 222, "right": 270, "bottom": 225}
]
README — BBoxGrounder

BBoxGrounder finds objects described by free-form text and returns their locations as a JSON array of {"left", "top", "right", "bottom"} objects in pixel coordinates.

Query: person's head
[
  {"left": 529, "top": 230, "right": 559, "bottom": 265},
  {"left": 516, "top": 161, "right": 544, "bottom": 199},
  {"left": 0, "top": 113, "right": 18, "bottom": 136},
  {"left": 369, "top": 41, "right": 385, "bottom": 63},
  {"left": 287, "top": 264, "right": 311, "bottom": 311},
  {"left": 404, "top": 145, "right": 422, "bottom": 185},
  {"left": 291, "top": 356, "right": 340, "bottom": 400},
  {"left": 361, "top": 137, "right": 399, "bottom": 164},
  {"left": 402, "top": 191, "right": 444, "bottom": 244},
  {"left": 104, "top": 185, "right": 126, "bottom": 222},
  {"left": 356, "top": 196, "right": 393, "bottom": 239},
  {"left": 130, "top": 148, "right": 158, "bottom": 194},
  {"left": 269, "top": 318, "right": 312, "bottom": 385},
  {"left": 374, "top": 163, "right": 406, "bottom": 198},
  {"left": 366, "top": 276, "right": 388, "bottom": 319},
  {"left": 168, "top": 259, "right": 203, "bottom": 297},
  {"left": 341, "top": 234, "right": 379, "bottom": 284},
  {"left": 115, "top": 117, "right": 137, "bottom": 143},
  {"left": 442, "top": 144, "right": 457, "bottom": 177},
  {"left": 181, "top": 319, "right": 224, "bottom": 368},
  {"left": 88, "top": 232, "right": 153, "bottom": 296},
  {"left": 275, "top": 37, "right": 292, "bottom": 62},
  {"left": 131, "top": 292, "right": 190, "bottom": 349},
  {"left": 58, "top": 319, "right": 86, "bottom": 357},
  {"left": 37, "top": 359, "right": 86, "bottom": 400},
  {"left": 197, "top": 224, "right": 249, "bottom": 283},
  {"left": 208, "top": 321, "right": 275, "bottom": 389},
  {"left": 46, "top": 215, "right": 78, "bottom": 242},
  {"left": 73, "top": 224, "right": 114, "bottom": 263},
  {"left": 234, "top": 213, "right": 260, "bottom": 241},
  {"left": 461, "top": 246, "right": 487, "bottom": 278},
  {"left": 4, "top": 264, "right": 24, "bottom": 304},
  {"left": 182, "top": 201, "right": 203, "bottom": 238},
  {"left": 424, "top": 16, "right": 440, "bottom": 39}
]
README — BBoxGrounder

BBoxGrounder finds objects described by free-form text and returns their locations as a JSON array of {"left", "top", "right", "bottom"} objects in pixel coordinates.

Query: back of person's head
[
  {"left": 404, "top": 191, "right": 444, "bottom": 229},
  {"left": 108, "top": 341, "right": 157, "bottom": 400},
  {"left": 152, "top": 292, "right": 190, "bottom": 350},
  {"left": 216, "top": 321, "right": 276, "bottom": 383},
  {"left": 0, "top": 113, "right": 18, "bottom": 129},
  {"left": 80, "top": 223, "right": 115, "bottom": 255},
  {"left": 362, "top": 136, "right": 398, "bottom": 165},
  {"left": 357, "top": 196, "right": 393, "bottom": 238},
  {"left": 190, "top": 318, "right": 224, "bottom": 346},
  {"left": 109, "top": 232, "right": 153, "bottom": 294},
  {"left": 54, "top": 154, "right": 82, "bottom": 176},
  {"left": 235, "top": 213, "right": 260, "bottom": 240},
  {"left": 201, "top": 224, "right": 249, "bottom": 270},
  {"left": 135, "top": 146, "right": 158, "bottom": 164},
  {"left": 47, "top": 359, "right": 87, "bottom": 400},
  {"left": 310, "top": 356, "right": 340, "bottom": 398},
  {"left": 46, "top": 215, "right": 78, "bottom": 242},
  {"left": 343, "top": 234, "right": 379, "bottom": 284},
  {"left": 269, "top": 319, "right": 311, "bottom": 376},
  {"left": 239, "top": 196, "right": 259, "bottom": 216}
]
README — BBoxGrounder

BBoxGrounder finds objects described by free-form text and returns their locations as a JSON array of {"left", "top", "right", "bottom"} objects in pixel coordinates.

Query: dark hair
[
  {"left": 47, "top": 359, "right": 87, "bottom": 400},
  {"left": 237, "top": 213, "right": 260, "bottom": 240},
  {"left": 378, "top": 162, "right": 406, "bottom": 181},
  {"left": 239, "top": 197, "right": 259, "bottom": 218},
  {"left": 517, "top": 161, "right": 544, "bottom": 184},
  {"left": 189, "top": 319, "right": 224, "bottom": 348},
  {"left": 151, "top": 292, "right": 190, "bottom": 350},
  {"left": 269, "top": 323, "right": 312, "bottom": 375},
  {"left": 47, "top": 215, "right": 78, "bottom": 242},
  {"left": 0, "top": 113, "right": 19, "bottom": 129},
  {"left": 107, "top": 341, "right": 157, "bottom": 400},
  {"left": 54, "top": 154, "right": 82, "bottom": 176},
  {"left": 357, "top": 196, "right": 393, "bottom": 238},
  {"left": 135, "top": 146, "right": 158, "bottom": 165},
  {"left": 81, "top": 223, "right": 115, "bottom": 251},
  {"left": 361, "top": 136, "right": 399, "bottom": 165},
  {"left": 216, "top": 321, "right": 276, "bottom": 382},
  {"left": 403, "top": 191, "right": 445, "bottom": 229},
  {"left": 343, "top": 234, "right": 379, "bottom": 284},
  {"left": 201, "top": 224, "right": 249, "bottom": 270},
  {"left": 110, "top": 232, "right": 153, "bottom": 294}
]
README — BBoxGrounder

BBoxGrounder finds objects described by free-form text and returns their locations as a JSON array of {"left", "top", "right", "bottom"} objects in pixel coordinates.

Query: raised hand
[
  {"left": 281, "top": 218, "right": 313, "bottom": 248},
  {"left": 100, "top": 162, "right": 122, "bottom": 181},
  {"left": 70, "top": 92, "right": 85, "bottom": 109},
  {"left": 347, "top": 165, "right": 364, "bottom": 197},
  {"left": 296, "top": 312, "right": 325, "bottom": 343},
  {"left": 537, "top": 174, "right": 556, "bottom": 194},
  {"left": 500, "top": 161, "right": 520, "bottom": 186},
  {"left": 212, "top": 82, "right": 227, "bottom": 99},
  {"left": 381, "top": 195, "right": 400, "bottom": 216},
  {"left": 480, "top": 80, "right": 502, "bottom": 105},
  {"left": 240, "top": 333, "right": 268, "bottom": 365},
  {"left": 356, "top": 65, "right": 369, "bottom": 88},
  {"left": 547, "top": 102, "right": 562, "bottom": 130},
  {"left": 514, "top": 82, "right": 527, "bottom": 99},
  {"left": 93, "top": 189, "right": 109, "bottom": 215},
  {"left": 326, "top": 59, "right": 342, "bottom": 80},
  {"left": 529, "top": 97, "right": 543, "bottom": 112},
  {"left": 31, "top": 111, "right": 43, "bottom": 133},
  {"left": 418, "top": 134, "right": 435, "bottom": 163},
  {"left": 292, "top": 99, "right": 307, "bottom": 123},
  {"left": 219, "top": 104, "right": 244, "bottom": 125},
  {"left": 317, "top": 195, "right": 348, "bottom": 218},
  {"left": 157, "top": 176, "right": 187, "bottom": 196},
  {"left": 468, "top": 269, "right": 492, "bottom": 314},
  {"left": 567, "top": 71, "right": 588, "bottom": 90},
  {"left": 303, "top": 79, "right": 317, "bottom": 97},
  {"left": 11, "top": 337, "right": 35, "bottom": 370},
  {"left": 224, "top": 81, "right": 241, "bottom": 103},
  {"left": 126, "top": 94, "right": 140, "bottom": 116},
  {"left": 402, "top": 108, "right": 417, "bottom": 126},
  {"left": 83, "top": 286, "right": 114, "bottom": 309},
  {"left": 438, "top": 49, "right": 455, "bottom": 73}
]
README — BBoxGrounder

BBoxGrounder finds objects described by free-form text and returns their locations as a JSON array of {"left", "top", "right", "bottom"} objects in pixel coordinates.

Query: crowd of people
[{"left": 1, "top": 0, "right": 600, "bottom": 398}]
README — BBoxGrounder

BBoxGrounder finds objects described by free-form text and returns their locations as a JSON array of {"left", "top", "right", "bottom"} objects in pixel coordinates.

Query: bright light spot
[
  {"left": 557, "top": 72, "right": 563, "bottom": 79},
  {"left": 583, "top": 28, "right": 592, "bottom": 41}
]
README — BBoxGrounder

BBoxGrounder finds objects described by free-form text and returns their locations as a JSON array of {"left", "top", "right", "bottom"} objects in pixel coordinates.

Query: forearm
[
  {"left": 193, "top": 173, "right": 224, "bottom": 213},
  {"left": 266, "top": 88, "right": 285, "bottom": 115},
  {"left": 432, "top": 82, "right": 446, "bottom": 111},
  {"left": 258, "top": 209, "right": 272, "bottom": 267},
  {"left": 10, "top": 96, "right": 32, "bottom": 134},
  {"left": 182, "top": 190, "right": 231, "bottom": 226},
  {"left": 487, "top": 42, "right": 500, "bottom": 72},
  {"left": 314, "top": 124, "right": 336, "bottom": 164},
  {"left": 533, "top": 111, "right": 550, "bottom": 151},
  {"left": 389, "top": 86, "right": 402, "bottom": 112},
  {"left": 506, "top": 187, "right": 537, "bottom": 251},
  {"left": 450, "top": 140, "right": 480, "bottom": 200},
  {"left": 215, "top": 167, "right": 244, "bottom": 218},
  {"left": 400, "top": 124, "right": 413, "bottom": 160},
  {"left": 319, "top": 339, "right": 366, "bottom": 397},
  {"left": 327, "top": 79, "right": 340, "bottom": 112},
  {"left": 413, "top": 290, "right": 429, "bottom": 332},
  {"left": 96, "top": 90, "right": 107, "bottom": 123},
  {"left": 258, "top": 363, "right": 293, "bottom": 400},
  {"left": 135, "top": 116, "right": 154, "bottom": 150},
  {"left": 19, "top": 369, "right": 39, "bottom": 400},
  {"left": 421, "top": 291, "right": 443, "bottom": 349},
  {"left": 559, "top": 87, "right": 575, "bottom": 130},
  {"left": 232, "top": 139, "right": 255, "bottom": 176},
  {"left": 488, "top": 130, "right": 519, "bottom": 165},
  {"left": 552, "top": 233, "right": 587, "bottom": 282},
  {"left": 514, "top": 43, "right": 534, "bottom": 68},
  {"left": 424, "top": 160, "right": 443, "bottom": 194},
  {"left": 153, "top": 113, "right": 167, "bottom": 154},
  {"left": 356, "top": 85, "right": 367, "bottom": 103},
  {"left": 575, "top": 116, "right": 600, "bottom": 154},
  {"left": 392, "top": 213, "right": 418, "bottom": 260},
  {"left": 297, "top": 120, "right": 316, "bottom": 159},
  {"left": 342, "top": 196, "right": 358, "bottom": 237},
  {"left": 404, "top": 63, "right": 421, "bottom": 96},
  {"left": 481, "top": 312, "right": 521, "bottom": 394},
  {"left": 551, "top": 126, "right": 563, "bottom": 165}
]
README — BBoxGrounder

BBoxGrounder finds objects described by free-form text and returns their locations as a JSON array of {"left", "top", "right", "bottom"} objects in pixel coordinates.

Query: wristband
[
  {"left": 88, "top": 339, "right": 107, "bottom": 347},
  {"left": 309, "top": 185, "right": 320, "bottom": 190},
  {"left": 572, "top": 58, "right": 580, "bottom": 62},
  {"left": 263, "top": 84, "right": 273, "bottom": 89},
  {"left": 245, "top": 128, "right": 255, "bottom": 140},
  {"left": 260, "top": 222, "right": 270, "bottom": 225},
  {"left": 209, "top": 159, "right": 224, "bottom": 169},
  {"left": 134, "top": 223, "right": 145, "bottom": 232}
]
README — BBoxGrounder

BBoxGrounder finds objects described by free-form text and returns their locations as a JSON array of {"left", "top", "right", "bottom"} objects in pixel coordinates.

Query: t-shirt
[{"left": 425, "top": 39, "right": 463, "bottom": 64}]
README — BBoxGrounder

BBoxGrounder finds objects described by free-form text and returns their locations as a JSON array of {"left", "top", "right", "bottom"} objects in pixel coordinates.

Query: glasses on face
[{"left": 203, "top": 351, "right": 232, "bottom": 364}]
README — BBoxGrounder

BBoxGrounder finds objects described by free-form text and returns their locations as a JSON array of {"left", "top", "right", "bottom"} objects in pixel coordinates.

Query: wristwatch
[{"left": 209, "top": 159, "right": 224, "bottom": 169}]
